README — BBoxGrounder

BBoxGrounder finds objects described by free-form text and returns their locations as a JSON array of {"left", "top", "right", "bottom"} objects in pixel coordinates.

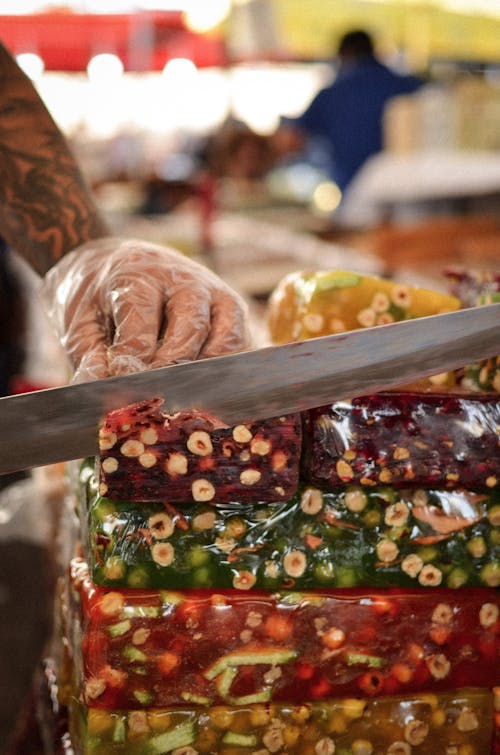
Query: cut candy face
[
  {"left": 72, "top": 690, "right": 495, "bottom": 755},
  {"left": 303, "top": 392, "right": 500, "bottom": 491},
  {"left": 83, "top": 470, "right": 500, "bottom": 590},
  {"left": 68, "top": 559, "right": 500, "bottom": 710},
  {"left": 98, "top": 399, "right": 301, "bottom": 503}
]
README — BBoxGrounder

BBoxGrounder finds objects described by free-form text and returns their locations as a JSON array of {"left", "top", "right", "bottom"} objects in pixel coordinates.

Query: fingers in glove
[
  {"left": 63, "top": 314, "right": 109, "bottom": 381},
  {"left": 107, "top": 281, "right": 164, "bottom": 375},
  {"left": 199, "top": 290, "right": 250, "bottom": 359},
  {"left": 150, "top": 285, "right": 211, "bottom": 367}
]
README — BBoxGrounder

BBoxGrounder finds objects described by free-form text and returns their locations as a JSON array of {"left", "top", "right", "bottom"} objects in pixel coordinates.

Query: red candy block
[
  {"left": 98, "top": 399, "right": 301, "bottom": 503},
  {"left": 303, "top": 391, "right": 500, "bottom": 490},
  {"left": 68, "top": 559, "right": 500, "bottom": 710}
]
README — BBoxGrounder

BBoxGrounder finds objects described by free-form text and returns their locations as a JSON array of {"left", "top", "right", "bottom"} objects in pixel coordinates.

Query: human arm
[{"left": 0, "top": 43, "right": 249, "bottom": 380}]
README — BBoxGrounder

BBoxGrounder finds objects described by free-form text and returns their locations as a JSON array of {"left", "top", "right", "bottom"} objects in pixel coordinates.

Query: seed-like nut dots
[
  {"left": 120, "top": 440, "right": 145, "bottom": 457},
  {"left": 426, "top": 653, "right": 450, "bottom": 679},
  {"left": 102, "top": 457, "right": 119, "bottom": 474},
  {"left": 271, "top": 450, "right": 287, "bottom": 471},
  {"left": 456, "top": 710, "right": 479, "bottom": 732},
  {"left": 140, "top": 428, "right": 158, "bottom": 445},
  {"left": 376, "top": 539, "right": 399, "bottom": 562},
  {"left": 192, "top": 511, "right": 216, "bottom": 531},
  {"left": 418, "top": 564, "right": 442, "bottom": 586},
  {"left": 262, "top": 726, "right": 284, "bottom": 752},
  {"left": 165, "top": 452, "right": 188, "bottom": 475},
  {"left": 300, "top": 488, "right": 324, "bottom": 514},
  {"left": 385, "top": 501, "right": 409, "bottom": 526},
  {"left": 401, "top": 554, "right": 423, "bottom": 578},
  {"left": 283, "top": 549, "right": 307, "bottom": 578},
  {"left": 99, "top": 431, "right": 117, "bottom": 450},
  {"left": 336, "top": 459, "right": 354, "bottom": 481},
  {"left": 85, "top": 678, "right": 106, "bottom": 700},
  {"left": 303, "top": 313, "right": 324, "bottom": 333},
  {"left": 192, "top": 479, "right": 215, "bottom": 501},
  {"left": 352, "top": 741, "right": 373, "bottom": 755},
  {"left": 404, "top": 719, "right": 429, "bottom": 745},
  {"left": 151, "top": 542, "right": 175, "bottom": 566},
  {"left": 232, "top": 425, "right": 253, "bottom": 443},
  {"left": 240, "top": 469, "right": 261, "bottom": 486},
  {"left": 250, "top": 437, "right": 272, "bottom": 455},
  {"left": 479, "top": 602, "right": 499, "bottom": 628},
  {"left": 148, "top": 513, "right": 174, "bottom": 539},
  {"left": 345, "top": 488, "right": 367, "bottom": 512},
  {"left": 100, "top": 592, "right": 125, "bottom": 616},
  {"left": 315, "top": 737, "right": 335, "bottom": 755},
  {"left": 432, "top": 603, "right": 453, "bottom": 625},
  {"left": 132, "top": 628, "right": 150, "bottom": 645},
  {"left": 387, "top": 743, "right": 411, "bottom": 755},
  {"left": 371, "top": 291, "right": 390, "bottom": 313},
  {"left": 187, "top": 431, "right": 213, "bottom": 456},
  {"left": 139, "top": 452, "right": 156, "bottom": 468}
]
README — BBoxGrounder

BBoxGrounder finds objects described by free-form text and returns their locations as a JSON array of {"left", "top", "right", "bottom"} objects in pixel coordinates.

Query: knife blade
[{"left": 1, "top": 303, "right": 499, "bottom": 475}]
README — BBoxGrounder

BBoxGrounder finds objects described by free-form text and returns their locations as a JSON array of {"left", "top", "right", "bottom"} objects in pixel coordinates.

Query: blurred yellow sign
[{"left": 271, "top": 0, "right": 500, "bottom": 65}]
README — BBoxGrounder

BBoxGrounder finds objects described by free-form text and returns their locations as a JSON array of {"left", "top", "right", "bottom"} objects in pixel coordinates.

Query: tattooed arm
[
  {"left": 0, "top": 42, "right": 109, "bottom": 275},
  {"left": 0, "top": 43, "right": 249, "bottom": 379}
]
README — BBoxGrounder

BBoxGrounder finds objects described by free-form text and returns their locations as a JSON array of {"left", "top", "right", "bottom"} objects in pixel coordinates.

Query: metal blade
[{"left": 1, "top": 303, "right": 499, "bottom": 474}]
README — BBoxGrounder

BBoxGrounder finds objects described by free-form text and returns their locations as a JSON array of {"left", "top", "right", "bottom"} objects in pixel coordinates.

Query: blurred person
[{"left": 274, "top": 29, "right": 424, "bottom": 195}]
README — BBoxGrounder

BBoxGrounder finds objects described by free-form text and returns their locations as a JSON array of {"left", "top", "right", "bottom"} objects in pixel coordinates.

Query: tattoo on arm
[{"left": 0, "top": 43, "right": 109, "bottom": 275}]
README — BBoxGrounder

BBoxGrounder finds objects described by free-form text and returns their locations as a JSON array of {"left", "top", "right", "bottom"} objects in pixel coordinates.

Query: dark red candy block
[
  {"left": 303, "top": 391, "right": 500, "bottom": 490},
  {"left": 98, "top": 399, "right": 301, "bottom": 503},
  {"left": 444, "top": 267, "right": 500, "bottom": 307},
  {"left": 69, "top": 559, "right": 500, "bottom": 709}
]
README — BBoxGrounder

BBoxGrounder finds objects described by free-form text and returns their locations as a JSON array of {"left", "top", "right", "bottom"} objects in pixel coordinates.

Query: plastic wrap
[
  {"left": 68, "top": 559, "right": 500, "bottom": 709},
  {"left": 41, "top": 237, "right": 250, "bottom": 383},
  {"left": 267, "top": 270, "right": 460, "bottom": 344},
  {"left": 98, "top": 399, "right": 301, "bottom": 503},
  {"left": 303, "top": 391, "right": 500, "bottom": 492},
  {"left": 84, "top": 470, "right": 500, "bottom": 589},
  {"left": 71, "top": 690, "right": 495, "bottom": 754}
]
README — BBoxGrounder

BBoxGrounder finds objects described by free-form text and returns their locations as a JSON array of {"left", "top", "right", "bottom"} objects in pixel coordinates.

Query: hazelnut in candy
[
  {"left": 303, "top": 391, "right": 500, "bottom": 491},
  {"left": 68, "top": 559, "right": 499, "bottom": 710},
  {"left": 73, "top": 689, "right": 495, "bottom": 754},
  {"left": 98, "top": 399, "right": 301, "bottom": 503},
  {"left": 83, "top": 463, "right": 500, "bottom": 590},
  {"left": 267, "top": 270, "right": 460, "bottom": 344}
]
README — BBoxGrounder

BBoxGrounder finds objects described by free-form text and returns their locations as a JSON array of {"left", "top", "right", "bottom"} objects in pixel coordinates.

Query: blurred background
[{"left": 2, "top": 2, "right": 500, "bottom": 751}]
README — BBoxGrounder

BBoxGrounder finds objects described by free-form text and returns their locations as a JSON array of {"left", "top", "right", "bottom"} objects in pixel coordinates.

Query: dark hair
[{"left": 338, "top": 30, "right": 374, "bottom": 60}]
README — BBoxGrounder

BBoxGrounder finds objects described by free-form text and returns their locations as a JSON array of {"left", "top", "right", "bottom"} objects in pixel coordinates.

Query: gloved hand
[{"left": 41, "top": 238, "right": 250, "bottom": 382}]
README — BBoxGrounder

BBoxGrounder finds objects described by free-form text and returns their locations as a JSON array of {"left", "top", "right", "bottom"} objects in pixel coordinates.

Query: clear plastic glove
[{"left": 41, "top": 238, "right": 250, "bottom": 382}]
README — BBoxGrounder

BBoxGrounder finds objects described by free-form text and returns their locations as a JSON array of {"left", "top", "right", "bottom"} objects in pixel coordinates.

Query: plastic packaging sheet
[
  {"left": 69, "top": 690, "right": 496, "bottom": 755},
  {"left": 302, "top": 392, "right": 500, "bottom": 491},
  {"left": 98, "top": 400, "right": 301, "bottom": 503},
  {"left": 82, "top": 465, "right": 500, "bottom": 590},
  {"left": 67, "top": 559, "right": 500, "bottom": 709},
  {"left": 267, "top": 270, "right": 460, "bottom": 344}
]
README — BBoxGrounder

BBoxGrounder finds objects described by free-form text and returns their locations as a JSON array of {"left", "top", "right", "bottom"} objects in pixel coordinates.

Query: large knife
[{"left": 1, "top": 303, "right": 499, "bottom": 475}]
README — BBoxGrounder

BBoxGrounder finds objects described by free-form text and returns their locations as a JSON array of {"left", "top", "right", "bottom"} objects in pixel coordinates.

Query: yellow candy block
[{"left": 267, "top": 270, "right": 461, "bottom": 344}]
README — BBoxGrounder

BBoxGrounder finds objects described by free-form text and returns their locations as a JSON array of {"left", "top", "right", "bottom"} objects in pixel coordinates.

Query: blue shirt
[{"left": 295, "top": 59, "right": 423, "bottom": 192}]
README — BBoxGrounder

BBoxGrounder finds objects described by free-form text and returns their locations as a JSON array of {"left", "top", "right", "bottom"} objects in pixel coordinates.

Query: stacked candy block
[{"left": 62, "top": 270, "right": 499, "bottom": 754}]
